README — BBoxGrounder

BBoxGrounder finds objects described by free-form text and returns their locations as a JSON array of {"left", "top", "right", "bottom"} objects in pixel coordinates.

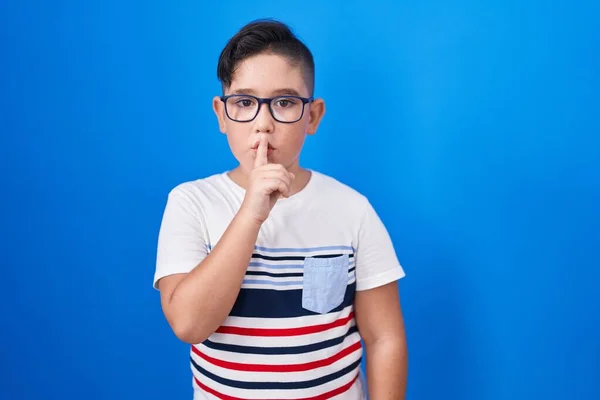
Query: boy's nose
[{"left": 253, "top": 103, "right": 275, "bottom": 133}]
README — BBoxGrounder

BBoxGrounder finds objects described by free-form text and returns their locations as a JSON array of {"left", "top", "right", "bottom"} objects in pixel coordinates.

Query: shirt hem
[{"left": 355, "top": 266, "right": 405, "bottom": 291}]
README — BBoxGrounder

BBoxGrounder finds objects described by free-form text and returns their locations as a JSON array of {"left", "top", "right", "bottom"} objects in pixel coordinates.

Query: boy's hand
[{"left": 240, "top": 135, "right": 295, "bottom": 224}]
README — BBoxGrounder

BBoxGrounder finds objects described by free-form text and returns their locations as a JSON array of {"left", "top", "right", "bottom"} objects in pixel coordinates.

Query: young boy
[{"left": 154, "top": 19, "right": 408, "bottom": 400}]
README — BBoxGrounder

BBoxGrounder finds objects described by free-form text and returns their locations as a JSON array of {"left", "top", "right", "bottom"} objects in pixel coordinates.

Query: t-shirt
[{"left": 154, "top": 170, "right": 405, "bottom": 400}]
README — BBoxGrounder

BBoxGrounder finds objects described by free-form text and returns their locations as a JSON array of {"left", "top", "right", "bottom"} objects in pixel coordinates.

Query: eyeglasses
[{"left": 220, "top": 94, "right": 314, "bottom": 123}]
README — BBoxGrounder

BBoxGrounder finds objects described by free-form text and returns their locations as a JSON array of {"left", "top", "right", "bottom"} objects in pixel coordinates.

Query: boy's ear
[
  {"left": 307, "top": 98, "right": 325, "bottom": 135},
  {"left": 212, "top": 96, "right": 227, "bottom": 133}
]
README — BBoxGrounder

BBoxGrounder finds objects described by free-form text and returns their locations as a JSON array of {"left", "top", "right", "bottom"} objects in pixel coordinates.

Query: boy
[{"left": 154, "top": 19, "right": 408, "bottom": 400}]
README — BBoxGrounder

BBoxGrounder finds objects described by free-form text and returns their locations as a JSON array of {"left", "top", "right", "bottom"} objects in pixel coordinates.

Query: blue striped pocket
[{"left": 302, "top": 254, "right": 349, "bottom": 314}]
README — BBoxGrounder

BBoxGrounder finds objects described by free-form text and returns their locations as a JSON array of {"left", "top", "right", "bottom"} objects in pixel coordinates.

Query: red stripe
[
  {"left": 215, "top": 312, "right": 354, "bottom": 337},
  {"left": 192, "top": 341, "right": 362, "bottom": 373},
  {"left": 194, "top": 373, "right": 359, "bottom": 400}
]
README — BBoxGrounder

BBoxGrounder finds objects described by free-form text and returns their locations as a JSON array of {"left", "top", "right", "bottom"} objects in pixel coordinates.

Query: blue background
[{"left": 1, "top": 1, "right": 598, "bottom": 399}]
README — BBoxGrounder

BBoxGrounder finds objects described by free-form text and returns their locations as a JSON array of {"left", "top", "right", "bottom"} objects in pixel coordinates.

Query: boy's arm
[
  {"left": 355, "top": 282, "right": 408, "bottom": 399},
  {"left": 352, "top": 199, "right": 408, "bottom": 399},
  {"left": 156, "top": 135, "right": 294, "bottom": 344},
  {"left": 157, "top": 209, "right": 261, "bottom": 344}
]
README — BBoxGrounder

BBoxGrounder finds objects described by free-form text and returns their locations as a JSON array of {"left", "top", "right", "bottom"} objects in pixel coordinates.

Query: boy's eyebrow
[
  {"left": 231, "top": 88, "right": 257, "bottom": 95},
  {"left": 271, "top": 88, "right": 303, "bottom": 97},
  {"left": 231, "top": 88, "right": 303, "bottom": 97}
]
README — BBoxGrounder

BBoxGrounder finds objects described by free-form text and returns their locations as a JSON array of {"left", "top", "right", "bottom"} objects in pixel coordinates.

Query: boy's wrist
[{"left": 235, "top": 206, "right": 265, "bottom": 229}]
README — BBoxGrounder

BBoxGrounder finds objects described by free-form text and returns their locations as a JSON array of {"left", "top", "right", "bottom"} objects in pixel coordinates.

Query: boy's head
[{"left": 212, "top": 19, "right": 325, "bottom": 176}]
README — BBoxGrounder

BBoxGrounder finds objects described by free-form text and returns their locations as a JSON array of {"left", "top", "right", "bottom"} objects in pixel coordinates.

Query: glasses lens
[
  {"left": 271, "top": 97, "right": 303, "bottom": 122},
  {"left": 226, "top": 96, "right": 258, "bottom": 122}
]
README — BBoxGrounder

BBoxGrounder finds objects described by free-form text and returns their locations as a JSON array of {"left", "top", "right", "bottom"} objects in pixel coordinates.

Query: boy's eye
[
  {"left": 274, "top": 98, "right": 297, "bottom": 108},
  {"left": 234, "top": 98, "right": 256, "bottom": 107}
]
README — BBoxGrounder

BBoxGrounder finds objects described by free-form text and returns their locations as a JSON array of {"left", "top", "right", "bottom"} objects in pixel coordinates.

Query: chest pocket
[{"left": 302, "top": 254, "right": 349, "bottom": 314}]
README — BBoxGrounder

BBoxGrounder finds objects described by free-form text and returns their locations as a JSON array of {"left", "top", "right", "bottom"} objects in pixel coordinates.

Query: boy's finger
[{"left": 254, "top": 135, "right": 268, "bottom": 169}]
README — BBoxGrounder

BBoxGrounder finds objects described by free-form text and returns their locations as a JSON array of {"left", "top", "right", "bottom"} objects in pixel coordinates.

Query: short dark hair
[{"left": 217, "top": 19, "right": 315, "bottom": 95}]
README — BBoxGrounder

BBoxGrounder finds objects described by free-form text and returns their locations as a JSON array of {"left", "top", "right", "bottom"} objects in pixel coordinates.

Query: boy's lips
[
  {"left": 251, "top": 145, "right": 274, "bottom": 157},
  {"left": 251, "top": 142, "right": 275, "bottom": 150},
  {"left": 252, "top": 147, "right": 274, "bottom": 155}
]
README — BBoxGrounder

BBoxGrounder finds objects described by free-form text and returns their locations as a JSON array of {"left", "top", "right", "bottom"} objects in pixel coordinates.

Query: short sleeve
[
  {"left": 354, "top": 201, "right": 405, "bottom": 291},
  {"left": 153, "top": 188, "right": 209, "bottom": 289}
]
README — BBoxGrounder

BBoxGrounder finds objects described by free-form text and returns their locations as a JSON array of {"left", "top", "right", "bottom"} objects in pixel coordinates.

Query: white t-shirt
[{"left": 154, "top": 170, "right": 405, "bottom": 400}]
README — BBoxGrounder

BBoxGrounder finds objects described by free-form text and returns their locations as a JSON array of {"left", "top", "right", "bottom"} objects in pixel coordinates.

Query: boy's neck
[{"left": 228, "top": 165, "right": 312, "bottom": 196}]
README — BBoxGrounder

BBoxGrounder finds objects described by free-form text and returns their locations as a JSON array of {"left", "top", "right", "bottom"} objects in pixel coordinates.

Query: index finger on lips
[{"left": 254, "top": 134, "right": 268, "bottom": 169}]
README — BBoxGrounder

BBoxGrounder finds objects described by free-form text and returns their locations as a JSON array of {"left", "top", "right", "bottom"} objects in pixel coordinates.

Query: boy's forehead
[{"left": 228, "top": 54, "right": 309, "bottom": 96}]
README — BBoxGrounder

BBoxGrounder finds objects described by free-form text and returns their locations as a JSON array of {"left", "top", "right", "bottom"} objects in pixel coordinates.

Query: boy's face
[{"left": 213, "top": 53, "right": 325, "bottom": 174}]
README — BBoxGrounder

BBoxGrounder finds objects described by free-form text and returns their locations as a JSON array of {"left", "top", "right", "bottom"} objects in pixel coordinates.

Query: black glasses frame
[{"left": 220, "top": 94, "right": 314, "bottom": 123}]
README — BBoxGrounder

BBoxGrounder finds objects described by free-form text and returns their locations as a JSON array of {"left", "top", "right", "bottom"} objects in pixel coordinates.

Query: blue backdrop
[{"left": 1, "top": 1, "right": 598, "bottom": 399}]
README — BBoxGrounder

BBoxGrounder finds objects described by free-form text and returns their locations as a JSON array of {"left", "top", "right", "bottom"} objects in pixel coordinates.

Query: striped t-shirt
[{"left": 154, "top": 170, "right": 405, "bottom": 399}]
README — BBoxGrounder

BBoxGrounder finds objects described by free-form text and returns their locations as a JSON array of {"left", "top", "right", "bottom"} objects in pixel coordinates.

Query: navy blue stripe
[
  {"left": 246, "top": 266, "right": 356, "bottom": 279},
  {"left": 229, "top": 281, "right": 356, "bottom": 318},
  {"left": 252, "top": 253, "right": 354, "bottom": 261},
  {"left": 190, "top": 357, "right": 362, "bottom": 390},
  {"left": 245, "top": 271, "right": 302, "bottom": 278},
  {"left": 202, "top": 325, "right": 360, "bottom": 355}
]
